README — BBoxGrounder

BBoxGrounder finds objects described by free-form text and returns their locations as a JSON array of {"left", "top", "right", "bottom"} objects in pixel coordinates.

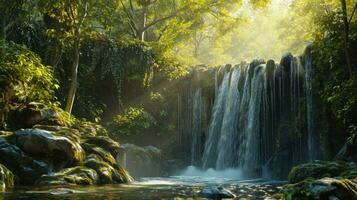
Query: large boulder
[
  {"left": 336, "top": 135, "right": 357, "bottom": 162},
  {"left": 8, "top": 102, "right": 64, "bottom": 129},
  {"left": 83, "top": 136, "right": 120, "bottom": 157},
  {"left": 283, "top": 177, "right": 357, "bottom": 200},
  {"left": 0, "top": 164, "right": 14, "bottom": 192},
  {"left": 283, "top": 160, "right": 357, "bottom": 200},
  {"left": 0, "top": 137, "right": 48, "bottom": 184},
  {"left": 14, "top": 129, "right": 85, "bottom": 168},
  {"left": 36, "top": 166, "right": 98, "bottom": 186},
  {"left": 288, "top": 160, "right": 357, "bottom": 184},
  {"left": 84, "top": 153, "right": 132, "bottom": 184},
  {"left": 120, "top": 143, "right": 162, "bottom": 177}
]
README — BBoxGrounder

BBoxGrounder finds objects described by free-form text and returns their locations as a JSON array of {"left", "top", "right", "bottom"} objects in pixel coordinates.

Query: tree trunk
[
  {"left": 65, "top": 34, "right": 80, "bottom": 114},
  {"left": 340, "top": 0, "right": 353, "bottom": 77},
  {"left": 139, "top": 6, "right": 147, "bottom": 41}
]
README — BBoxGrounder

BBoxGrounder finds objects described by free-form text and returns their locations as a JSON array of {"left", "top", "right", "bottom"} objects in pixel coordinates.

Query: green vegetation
[
  {"left": 108, "top": 107, "right": 156, "bottom": 136},
  {"left": 0, "top": 0, "right": 357, "bottom": 196}
]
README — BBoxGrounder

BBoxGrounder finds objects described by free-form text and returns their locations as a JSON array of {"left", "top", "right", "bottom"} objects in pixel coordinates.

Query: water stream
[{"left": 1, "top": 169, "right": 284, "bottom": 200}]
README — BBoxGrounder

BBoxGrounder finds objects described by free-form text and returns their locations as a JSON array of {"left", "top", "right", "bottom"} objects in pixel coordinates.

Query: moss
[
  {"left": 0, "top": 164, "right": 14, "bottom": 192},
  {"left": 283, "top": 177, "right": 357, "bottom": 200},
  {"left": 84, "top": 154, "right": 133, "bottom": 184},
  {"left": 83, "top": 145, "right": 116, "bottom": 166},
  {"left": 288, "top": 160, "right": 357, "bottom": 184},
  {"left": 36, "top": 166, "right": 98, "bottom": 186},
  {"left": 82, "top": 136, "right": 120, "bottom": 156}
]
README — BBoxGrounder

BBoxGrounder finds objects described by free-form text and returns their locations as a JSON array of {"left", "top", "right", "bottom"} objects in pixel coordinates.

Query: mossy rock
[
  {"left": 82, "top": 136, "right": 120, "bottom": 157},
  {"left": 0, "top": 164, "right": 14, "bottom": 192},
  {"left": 0, "top": 138, "right": 48, "bottom": 184},
  {"left": 288, "top": 160, "right": 357, "bottom": 184},
  {"left": 283, "top": 177, "right": 357, "bottom": 200},
  {"left": 82, "top": 144, "right": 116, "bottom": 166},
  {"left": 7, "top": 102, "right": 65, "bottom": 129},
  {"left": 36, "top": 166, "right": 98, "bottom": 186},
  {"left": 33, "top": 125, "right": 81, "bottom": 144},
  {"left": 84, "top": 154, "right": 133, "bottom": 184},
  {"left": 14, "top": 129, "right": 85, "bottom": 168},
  {"left": 72, "top": 120, "right": 108, "bottom": 137}
]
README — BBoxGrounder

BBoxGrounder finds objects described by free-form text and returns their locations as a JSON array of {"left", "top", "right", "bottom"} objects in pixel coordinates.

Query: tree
[
  {"left": 340, "top": 0, "right": 357, "bottom": 78},
  {"left": 39, "top": 0, "right": 116, "bottom": 115}
]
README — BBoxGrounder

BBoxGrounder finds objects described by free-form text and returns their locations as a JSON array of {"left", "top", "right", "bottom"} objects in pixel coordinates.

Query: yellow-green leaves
[{"left": 0, "top": 40, "right": 58, "bottom": 104}]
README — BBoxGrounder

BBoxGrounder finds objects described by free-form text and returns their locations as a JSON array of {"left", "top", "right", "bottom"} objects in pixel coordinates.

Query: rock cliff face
[{"left": 0, "top": 102, "right": 133, "bottom": 191}]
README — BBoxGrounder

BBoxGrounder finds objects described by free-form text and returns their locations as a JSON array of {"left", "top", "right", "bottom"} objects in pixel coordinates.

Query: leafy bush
[
  {"left": 107, "top": 107, "right": 156, "bottom": 136},
  {"left": 0, "top": 40, "right": 58, "bottom": 127}
]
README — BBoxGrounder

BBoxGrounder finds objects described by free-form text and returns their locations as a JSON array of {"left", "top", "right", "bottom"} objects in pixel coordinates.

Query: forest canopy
[{"left": 0, "top": 0, "right": 356, "bottom": 144}]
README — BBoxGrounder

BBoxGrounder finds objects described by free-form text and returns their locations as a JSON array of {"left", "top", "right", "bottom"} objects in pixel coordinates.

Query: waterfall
[
  {"left": 202, "top": 72, "right": 230, "bottom": 169},
  {"left": 191, "top": 88, "right": 203, "bottom": 166},
  {"left": 304, "top": 45, "right": 317, "bottom": 161},
  {"left": 216, "top": 66, "right": 241, "bottom": 169},
  {"left": 179, "top": 49, "right": 318, "bottom": 178}
]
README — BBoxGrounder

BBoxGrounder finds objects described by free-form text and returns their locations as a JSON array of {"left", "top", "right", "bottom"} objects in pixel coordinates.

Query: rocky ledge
[
  {"left": 282, "top": 160, "right": 357, "bottom": 199},
  {"left": 0, "top": 103, "right": 133, "bottom": 191}
]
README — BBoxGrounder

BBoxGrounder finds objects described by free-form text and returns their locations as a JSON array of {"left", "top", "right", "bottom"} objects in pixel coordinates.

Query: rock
[
  {"left": 0, "top": 164, "right": 14, "bottom": 192},
  {"left": 121, "top": 143, "right": 162, "bottom": 177},
  {"left": 82, "top": 144, "right": 116, "bottom": 166},
  {"left": 72, "top": 120, "right": 108, "bottom": 137},
  {"left": 84, "top": 154, "right": 133, "bottom": 184},
  {"left": 288, "top": 160, "right": 357, "bottom": 184},
  {"left": 83, "top": 136, "right": 120, "bottom": 157},
  {"left": 8, "top": 102, "right": 64, "bottom": 129},
  {"left": 34, "top": 125, "right": 82, "bottom": 144},
  {"left": 14, "top": 129, "right": 85, "bottom": 168},
  {"left": 199, "top": 186, "right": 236, "bottom": 199},
  {"left": 336, "top": 134, "right": 357, "bottom": 162},
  {"left": 36, "top": 166, "right": 98, "bottom": 186},
  {"left": 283, "top": 177, "right": 357, "bottom": 200},
  {"left": 0, "top": 138, "right": 48, "bottom": 184}
]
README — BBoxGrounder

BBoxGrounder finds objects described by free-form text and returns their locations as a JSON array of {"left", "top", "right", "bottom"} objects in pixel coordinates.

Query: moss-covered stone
[
  {"left": 7, "top": 102, "right": 65, "bottom": 129},
  {"left": 36, "top": 166, "right": 98, "bottom": 186},
  {"left": 82, "top": 144, "right": 116, "bottom": 166},
  {"left": 72, "top": 120, "right": 108, "bottom": 137},
  {"left": 288, "top": 160, "right": 357, "bottom": 184},
  {"left": 84, "top": 154, "right": 133, "bottom": 184},
  {"left": 14, "top": 129, "right": 85, "bottom": 168},
  {"left": 0, "top": 138, "right": 48, "bottom": 184},
  {"left": 0, "top": 164, "right": 14, "bottom": 192},
  {"left": 283, "top": 177, "right": 357, "bottom": 200},
  {"left": 83, "top": 136, "right": 120, "bottom": 157}
]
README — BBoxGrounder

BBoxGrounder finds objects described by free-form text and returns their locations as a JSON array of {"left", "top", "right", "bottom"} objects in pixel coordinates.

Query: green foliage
[
  {"left": 108, "top": 107, "right": 156, "bottom": 136},
  {"left": 0, "top": 40, "right": 58, "bottom": 105}
]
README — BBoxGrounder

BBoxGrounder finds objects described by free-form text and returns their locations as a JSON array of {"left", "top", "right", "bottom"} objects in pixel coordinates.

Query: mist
[{"left": 176, "top": 0, "right": 312, "bottom": 66}]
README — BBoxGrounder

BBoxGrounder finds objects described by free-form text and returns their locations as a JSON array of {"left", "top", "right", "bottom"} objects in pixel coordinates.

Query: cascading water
[
  {"left": 202, "top": 72, "right": 230, "bottom": 169},
  {"left": 191, "top": 88, "right": 203, "bottom": 166},
  {"left": 179, "top": 49, "right": 319, "bottom": 178}
]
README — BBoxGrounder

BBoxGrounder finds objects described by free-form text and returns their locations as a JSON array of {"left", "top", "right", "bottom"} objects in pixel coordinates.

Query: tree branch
[
  {"left": 120, "top": 0, "right": 138, "bottom": 36},
  {"left": 349, "top": 3, "right": 357, "bottom": 25}
]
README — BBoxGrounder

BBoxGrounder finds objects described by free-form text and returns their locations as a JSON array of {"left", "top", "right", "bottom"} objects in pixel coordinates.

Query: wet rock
[
  {"left": 8, "top": 102, "right": 64, "bottom": 129},
  {"left": 121, "top": 143, "right": 162, "bottom": 177},
  {"left": 72, "top": 120, "right": 108, "bottom": 137},
  {"left": 84, "top": 153, "right": 133, "bottom": 184},
  {"left": 14, "top": 129, "right": 84, "bottom": 168},
  {"left": 83, "top": 136, "right": 120, "bottom": 157},
  {"left": 335, "top": 134, "right": 357, "bottom": 162},
  {"left": 36, "top": 166, "right": 98, "bottom": 186},
  {"left": 199, "top": 186, "right": 236, "bottom": 199},
  {"left": 83, "top": 144, "right": 116, "bottom": 166},
  {"left": 288, "top": 160, "right": 357, "bottom": 184},
  {"left": 0, "top": 138, "right": 48, "bottom": 184},
  {"left": 283, "top": 177, "right": 357, "bottom": 200},
  {"left": 0, "top": 164, "right": 14, "bottom": 192}
]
